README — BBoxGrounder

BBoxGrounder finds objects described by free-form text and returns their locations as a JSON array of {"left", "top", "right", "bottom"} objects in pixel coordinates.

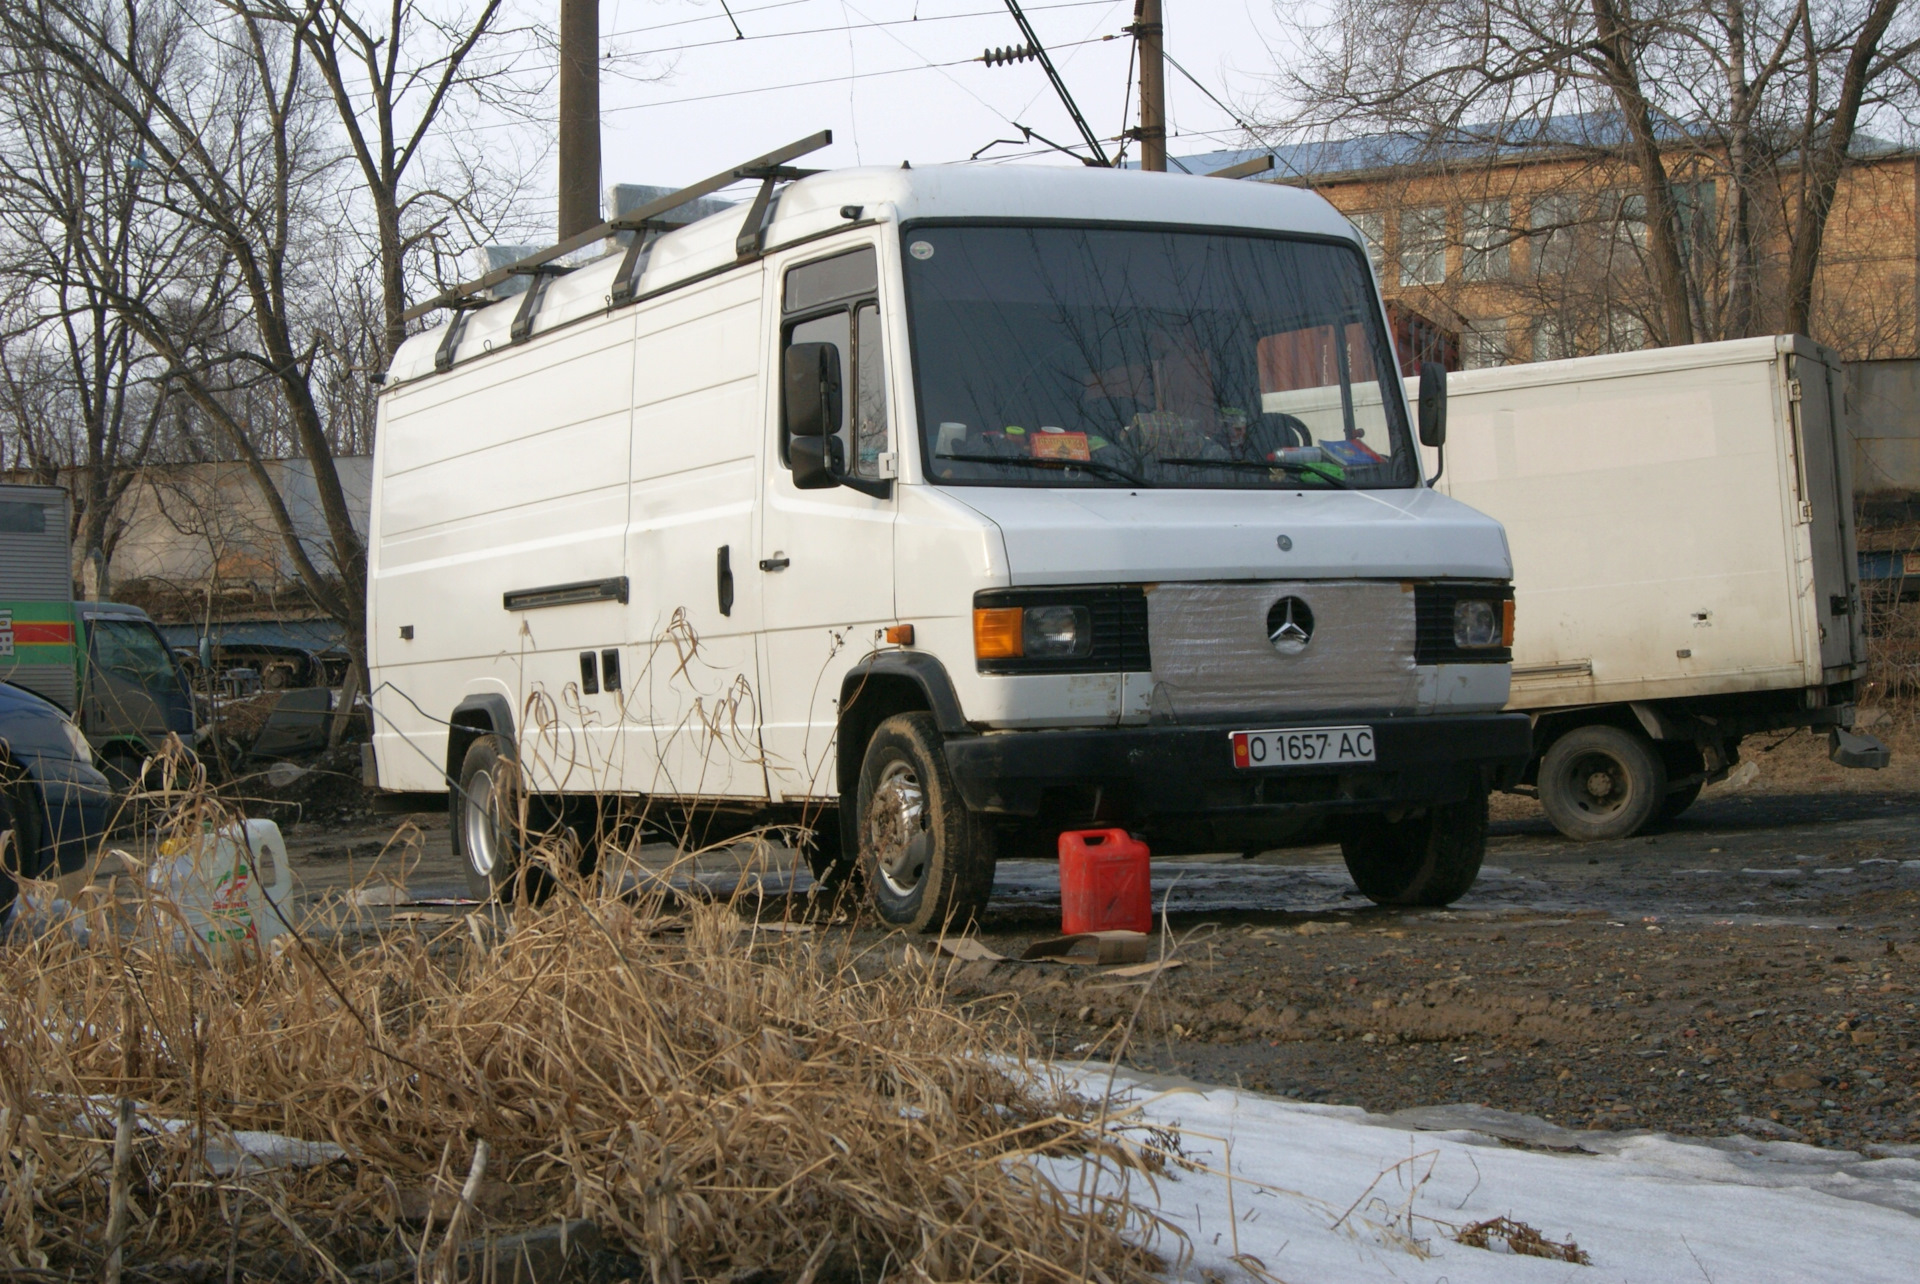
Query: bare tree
[
  {"left": 1268, "top": 0, "right": 1920, "bottom": 348},
  {"left": 0, "top": 45, "right": 187, "bottom": 596},
  {"left": 0, "top": 0, "right": 543, "bottom": 684}
]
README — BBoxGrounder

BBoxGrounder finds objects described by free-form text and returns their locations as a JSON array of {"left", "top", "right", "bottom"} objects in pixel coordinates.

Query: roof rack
[{"left": 403, "top": 130, "right": 834, "bottom": 324}]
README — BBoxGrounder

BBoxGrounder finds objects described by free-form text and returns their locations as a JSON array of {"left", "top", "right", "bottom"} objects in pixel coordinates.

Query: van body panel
[
  {"left": 933, "top": 486, "right": 1511, "bottom": 586},
  {"left": 624, "top": 273, "right": 767, "bottom": 801},
  {"left": 756, "top": 236, "right": 898, "bottom": 801}
]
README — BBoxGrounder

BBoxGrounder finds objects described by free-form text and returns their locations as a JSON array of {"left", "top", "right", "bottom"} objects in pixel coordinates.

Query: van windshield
[{"left": 901, "top": 224, "right": 1416, "bottom": 490}]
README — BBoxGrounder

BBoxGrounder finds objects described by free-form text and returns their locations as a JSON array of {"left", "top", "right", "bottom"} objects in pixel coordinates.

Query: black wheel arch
[
  {"left": 446, "top": 693, "right": 516, "bottom": 792},
  {"left": 835, "top": 651, "right": 966, "bottom": 799}
]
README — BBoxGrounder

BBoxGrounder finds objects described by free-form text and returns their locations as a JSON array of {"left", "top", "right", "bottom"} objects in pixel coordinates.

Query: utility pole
[
  {"left": 558, "top": 0, "right": 601, "bottom": 240},
  {"left": 1134, "top": 0, "right": 1166, "bottom": 172}
]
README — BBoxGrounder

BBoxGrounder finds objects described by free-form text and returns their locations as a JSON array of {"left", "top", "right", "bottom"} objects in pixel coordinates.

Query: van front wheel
[
  {"left": 856, "top": 713, "right": 995, "bottom": 932},
  {"left": 1341, "top": 785, "right": 1487, "bottom": 907}
]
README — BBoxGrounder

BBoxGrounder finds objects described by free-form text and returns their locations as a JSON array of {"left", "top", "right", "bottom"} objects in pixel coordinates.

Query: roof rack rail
[{"left": 404, "top": 130, "right": 834, "bottom": 323}]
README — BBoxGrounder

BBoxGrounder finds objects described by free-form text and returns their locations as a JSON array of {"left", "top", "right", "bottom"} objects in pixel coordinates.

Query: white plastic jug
[{"left": 148, "top": 819, "right": 294, "bottom": 957}]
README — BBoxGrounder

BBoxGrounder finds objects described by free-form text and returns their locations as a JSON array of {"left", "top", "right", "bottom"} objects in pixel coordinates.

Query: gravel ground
[{"left": 263, "top": 725, "right": 1920, "bottom": 1156}]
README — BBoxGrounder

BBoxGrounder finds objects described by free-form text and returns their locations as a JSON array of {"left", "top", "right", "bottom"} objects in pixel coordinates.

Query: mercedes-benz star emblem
[{"left": 1266, "top": 596, "right": 1315, "bottom": 654}]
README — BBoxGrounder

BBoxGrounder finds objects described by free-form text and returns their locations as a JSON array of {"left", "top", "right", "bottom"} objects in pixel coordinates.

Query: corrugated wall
[
  {"left": 1, "top": 484, "right": 79, "bottom": 710},
  {"left": 0, "top": 484, "right": 73, "bottom": 597},
  {"left": 1847, "top": 359, "right": 1920, "bottom": 497}
]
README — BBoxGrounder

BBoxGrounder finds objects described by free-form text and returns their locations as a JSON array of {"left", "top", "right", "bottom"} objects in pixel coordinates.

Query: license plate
[{"left": 1230, "top": 725, "right": 1375, "bottom": 768}]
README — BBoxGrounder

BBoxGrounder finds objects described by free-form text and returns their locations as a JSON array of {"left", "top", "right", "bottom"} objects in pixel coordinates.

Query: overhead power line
[
  {"left": 590, "top": 31, "right": 1118, "bottom": 117},
  {"left": 602, "top": 0, "right": 1121, "bottom": 49},
  {"left": 1157, "top": 46, "right": 1307, "bottom": 181},
  {"left": 996, "top": 0, "right": 1110, "bottom": 165}
]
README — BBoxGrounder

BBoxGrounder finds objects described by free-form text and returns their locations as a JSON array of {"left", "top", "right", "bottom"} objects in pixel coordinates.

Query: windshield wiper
[
  {"left": 937, "top": 452, "right": 1152, "bottom": 487},
  {"left": 1153, "top": 457, "right": 1352, "bottom": 489}
]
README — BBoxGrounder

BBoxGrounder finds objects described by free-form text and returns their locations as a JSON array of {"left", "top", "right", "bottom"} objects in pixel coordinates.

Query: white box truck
[
  {"left": 366, "top": 137, "right": 1533, "bottom": 928},
  {"left": 1428, "top": 336, "right": 1887, "bottom": 840}
]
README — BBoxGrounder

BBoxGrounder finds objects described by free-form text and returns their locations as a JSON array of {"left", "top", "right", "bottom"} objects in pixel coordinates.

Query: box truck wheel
[
  {"left": 1656, "top": 744, "right": 1706, "bottom": 822},
  {"left": 455, "top": 734, "right": 529, "bottom": 903},
  {"left": 1538, "top": 725, "right": 1667, "bottom": 840},
  {"left": 855, "top": 713, "right": 995, "bottom": 932},
  {"left": 1340, "top": 783, "right": 1487, "bottom": 907}
]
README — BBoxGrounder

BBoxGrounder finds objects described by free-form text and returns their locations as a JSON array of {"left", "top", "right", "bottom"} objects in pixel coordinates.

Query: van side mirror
[
  {"left": 784, "top": 342, "right": 842, "bottom": 440},
  {"left": 1417, "top": 361, "right": 1448, "bottom": 448},
  {"left": 788, "top": 435, "right": 839, "bottom": 489},
  {"left": 783, "top": 342, "right": 843, "bottom": 489}
]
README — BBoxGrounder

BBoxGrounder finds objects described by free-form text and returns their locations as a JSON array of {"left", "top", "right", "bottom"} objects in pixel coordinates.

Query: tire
[
  {"left": 855, "top": 712, "right": 995, "bottom": 932},
  {"left": 99, "top": 748, "right": 146, "bottom": 793},
  {"left": 1657, "top": 744, "right": 1706, "bottom": 822},
  {"left": 1340, "top": 783, "right": 1487, "bottom": 907},
  {"left": 453, "top": 734, "right": 528, "bottom": 903},
  {"left": 0, "top": 776, "right": 40, "bottom": 918},
  {"left": 1537, "top": 724, "right": 1667, "bottom": 841},
  {"left": 799, "top": 806, "right": 858, "bottom": 893},
  {"left": 1659, "top": 782, "right": 1704, "bottom": 822}
]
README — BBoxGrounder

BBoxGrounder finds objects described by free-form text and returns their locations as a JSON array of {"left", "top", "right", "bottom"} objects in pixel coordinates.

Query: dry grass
[
  {"left": 0, "top": 786, "right": 1173, "bottom": 1282},
  {"left": 1453, "top": 1216, "right": 1590, "bottom": 1264}
]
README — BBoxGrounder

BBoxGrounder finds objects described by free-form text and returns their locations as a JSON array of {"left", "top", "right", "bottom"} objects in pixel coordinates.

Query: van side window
[
  {"left": 782, "top": 246, "right": 887, "bottom": 481},
  {"left": 852, "top": 303, "right": 888, "bottom": 479}
]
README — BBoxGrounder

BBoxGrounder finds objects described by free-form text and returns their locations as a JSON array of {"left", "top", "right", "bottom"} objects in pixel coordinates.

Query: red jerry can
[{"left": 1057, "top": 829, "right": 1152, "bottom": 935}]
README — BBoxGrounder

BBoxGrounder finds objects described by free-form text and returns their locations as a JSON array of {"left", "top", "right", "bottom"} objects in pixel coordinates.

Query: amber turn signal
[
  {"left": 1502, "top": 599, "right": 1516, "bottom": 648},
  {"left": 973, "top": 607, "right": 1023, "bottom": 659},
  {"left": 884, "top": 623, "right": 915, "bottom": 646}
]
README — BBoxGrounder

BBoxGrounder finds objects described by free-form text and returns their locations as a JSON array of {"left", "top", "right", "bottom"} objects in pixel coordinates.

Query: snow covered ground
[{"left": 1047, "top": 1070, "right": 1920, "bottom": 1282}]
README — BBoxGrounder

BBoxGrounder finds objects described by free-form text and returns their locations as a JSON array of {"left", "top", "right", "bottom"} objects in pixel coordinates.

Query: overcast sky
[{"left": 588, "top": 0, "right": 1289, "bottom": 192}]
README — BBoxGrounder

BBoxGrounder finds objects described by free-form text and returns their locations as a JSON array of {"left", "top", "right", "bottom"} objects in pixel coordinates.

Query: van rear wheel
[
  {"left": 856, "top": 713, "right": 994, "bottom": 932},
  {"left": 1341, "top": 784, "right": 1487, "bottom": 907},
  {"left": 1538, "top": 725, "right": 1666, "bottom": 841},
  {"left": 455, "top": 734, "right": 527, "bottom": 903}
]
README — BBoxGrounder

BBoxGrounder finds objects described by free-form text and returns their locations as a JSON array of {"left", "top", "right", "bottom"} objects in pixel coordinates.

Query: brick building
[{"left": 1178, "top": 119, "right": 1920, "bottom": 368}]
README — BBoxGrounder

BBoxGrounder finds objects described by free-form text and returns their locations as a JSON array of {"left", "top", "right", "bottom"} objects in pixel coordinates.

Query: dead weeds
[
  {"left": 0, "top": 786, "right": 1171, "bottom": 1282},
  {"left": 1454, "top": 1215, "right": 1591, "bottom": 1264}
]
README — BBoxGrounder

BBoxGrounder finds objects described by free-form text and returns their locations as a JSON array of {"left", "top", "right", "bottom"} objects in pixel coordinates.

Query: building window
[
  {"left": 1674, "top": 180, "right": 1716, "bottom": 263},
  {"left": 1348, "top": 212, "right": 1386, "bottom": 280},
  {"left": 1605, "top": 189, "right": 1648, "bottom": 260},
  {"left": 1529, "top": 193, "right": 1578, "bottom": 276},
  {"left": 1532, "top": 317, "right": 1570, "bottom": 362},
  {"left": 1463, "top": 319, "right": 1511, "bottom": 369},
  {"left": 1398, "top": 207, "right": 1446, "bottom": 286},
  {"left": 1606, "top": 310, "right": 1648, "bottom": 353},
  {"left": 1461, "top": 201, "right": 1511, "bottom": 281}
]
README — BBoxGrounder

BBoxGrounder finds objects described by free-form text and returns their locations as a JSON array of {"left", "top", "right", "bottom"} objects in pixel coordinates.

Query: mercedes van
[{"left": 368, "top": 152, "right": 1530, "bottom": 929}]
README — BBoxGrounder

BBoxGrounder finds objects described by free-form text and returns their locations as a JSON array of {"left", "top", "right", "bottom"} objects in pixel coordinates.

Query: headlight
[
  {"left": 62, "top": 717, "right": 94, "bottom": 761},
  {"left": 973, "top": 605, "right": 1093, "bottom": 660},
  {"left": 1023, "top": 605, "right": 1092, "bottom": 658},
  {"left": 1453, "top": 599, "right": 1501, "bottom": 648}
]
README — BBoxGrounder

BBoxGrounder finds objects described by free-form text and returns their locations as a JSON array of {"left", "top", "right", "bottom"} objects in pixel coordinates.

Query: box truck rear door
[{"left": 1789, "top": 349, "right": 1864, "bottom": 675}]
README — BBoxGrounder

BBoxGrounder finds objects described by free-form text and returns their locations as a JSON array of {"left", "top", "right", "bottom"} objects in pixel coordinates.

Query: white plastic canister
[{"left": 148, "top": 819, "right": 294, "bottom": 956}]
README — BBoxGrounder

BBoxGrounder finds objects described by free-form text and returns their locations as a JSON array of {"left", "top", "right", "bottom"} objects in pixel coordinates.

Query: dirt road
[{"left": 265, "top": 732, "right": 1920, "bottom": 1157}]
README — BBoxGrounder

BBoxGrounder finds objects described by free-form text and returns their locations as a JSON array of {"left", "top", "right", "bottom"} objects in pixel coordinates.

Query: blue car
[{"left": 0, "top": 680, "right": 113, "bottom": 911}]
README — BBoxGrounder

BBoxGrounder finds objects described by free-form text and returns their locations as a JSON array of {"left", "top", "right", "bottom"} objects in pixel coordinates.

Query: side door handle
[
  {"left": 716, "top": 545, "right": 735, "bottom": 616},
  {"left": 758, "top": 555, "right": 790, "bottom": 572}
]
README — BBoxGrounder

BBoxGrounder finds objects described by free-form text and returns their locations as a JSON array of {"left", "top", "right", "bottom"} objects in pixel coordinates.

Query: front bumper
[{"left": 944, "top": 712, "right": 1532, "bottom": 821}]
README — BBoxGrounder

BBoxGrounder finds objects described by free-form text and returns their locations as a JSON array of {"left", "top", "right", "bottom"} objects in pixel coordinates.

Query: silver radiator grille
[{"left": 1144, "top": 580, "right": 1418, "bottom": 720}]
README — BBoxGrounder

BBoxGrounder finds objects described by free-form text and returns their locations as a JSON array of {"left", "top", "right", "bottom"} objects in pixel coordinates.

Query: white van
[{"left": 368, "top": 158, "right": 1531, "bottom": 929}]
